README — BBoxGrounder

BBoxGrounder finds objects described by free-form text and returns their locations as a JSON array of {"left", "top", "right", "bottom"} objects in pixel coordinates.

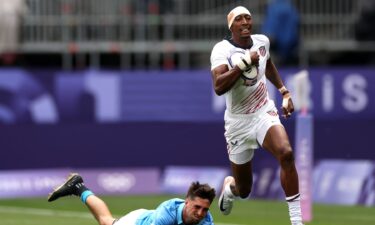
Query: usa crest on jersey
[{"left": 258, "top": 46, "right": 266, "bottom": 57}]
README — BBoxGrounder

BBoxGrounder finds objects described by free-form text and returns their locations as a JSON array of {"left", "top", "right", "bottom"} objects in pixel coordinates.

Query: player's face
[
  {"left": 183, "top": 197, "right": 211, "bottom": 225},
  {"left": 231, "top": 14, "right": 252, "bottom": 39}
]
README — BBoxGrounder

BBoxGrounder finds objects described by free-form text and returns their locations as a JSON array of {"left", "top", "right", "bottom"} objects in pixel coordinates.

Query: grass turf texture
[{"left": 0, "top": 195, "right": 374, "bottom": 225}]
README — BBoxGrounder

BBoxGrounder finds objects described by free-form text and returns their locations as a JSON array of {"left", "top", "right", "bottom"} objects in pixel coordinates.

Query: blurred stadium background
[{"left": 0, "top": 0, "right": 374, "bottom": 224}]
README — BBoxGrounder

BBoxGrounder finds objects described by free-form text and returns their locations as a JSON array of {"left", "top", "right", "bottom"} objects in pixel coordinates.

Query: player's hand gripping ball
[{"left": 227, "top": 48, "right": 258, "bottom": 86}]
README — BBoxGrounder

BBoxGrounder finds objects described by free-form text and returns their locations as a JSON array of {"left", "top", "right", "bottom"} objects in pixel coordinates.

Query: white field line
[
  {"left": 0, "top": 205, "right": 93, "bottom": 219},
  {"left": 1, "top": 205, "right": 375, "bottom": 223},
  {"left": 0, "top": 205, "right": 240, "bottom": 225}
]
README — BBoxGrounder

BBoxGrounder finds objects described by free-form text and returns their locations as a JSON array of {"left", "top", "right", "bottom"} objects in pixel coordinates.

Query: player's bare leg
[
  {"left": 86, "top": 195, "right": 116, "bottom": 225},
  {"left": 48, "top": 173, "right": 116, "bottom": 225},
  {"left": 262, "top": 125, "right": 303, "bottom": 225},
  {"left": 262, "top": 125, "right": 299, "bottom": 196},
  {"left": 218, "top": 160, "right": 253, "bottom": 215},
  {"left": 230, "top": 161, "right": 253, "bottom": 198}
]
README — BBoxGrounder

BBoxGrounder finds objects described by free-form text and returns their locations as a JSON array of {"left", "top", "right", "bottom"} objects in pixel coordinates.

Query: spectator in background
[
  {"left": 355, "top": 1, "right": 375, "bottom": 41},
  {"left": 0, "top": 0, "right": 27, "bottom": 65},
  {"left": 261, "top": 0, "right": 299, "bottom": 65},
  {"left": 354, "top": 1, "right": 375, "bottom": 64}
]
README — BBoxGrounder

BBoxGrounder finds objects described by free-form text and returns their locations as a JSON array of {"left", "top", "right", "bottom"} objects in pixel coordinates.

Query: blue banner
[
  {"left": 281, "top": 67, "right": 375, "bottom": 119},
  {"left": 0, "top": 168, "right": 160, "bottom": 199},
  {"left": 313, "top": 160, "right": 375, "bottom": 205},
  {"left": 0, "top": 67, "right": 374, "bottom": 123},
  {"left": 161, "top": 166, "right": 229, "bottom": 194}
]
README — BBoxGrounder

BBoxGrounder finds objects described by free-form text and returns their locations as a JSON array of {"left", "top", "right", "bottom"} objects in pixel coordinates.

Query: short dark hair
[{"left": 186, "top": 181, "right": 216, "bottom": 203}]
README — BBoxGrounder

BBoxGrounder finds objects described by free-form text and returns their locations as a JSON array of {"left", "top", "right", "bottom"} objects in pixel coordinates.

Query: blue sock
[{"left": 80, "top": 190, "right": 94, "bottom": 204}]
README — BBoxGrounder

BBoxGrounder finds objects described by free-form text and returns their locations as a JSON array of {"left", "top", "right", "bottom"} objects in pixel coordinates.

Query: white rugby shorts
[
  {"left": 114, "top": 209, "right": 147, "bottom": 225},
  {"left": 224, "top": 100, "right": 282, "bottom": 164}
]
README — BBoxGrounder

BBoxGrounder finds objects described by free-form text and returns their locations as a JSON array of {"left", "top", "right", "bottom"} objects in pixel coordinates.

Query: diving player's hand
[{"left": 281, "top": 91, "right": 294, "bottom": 119}]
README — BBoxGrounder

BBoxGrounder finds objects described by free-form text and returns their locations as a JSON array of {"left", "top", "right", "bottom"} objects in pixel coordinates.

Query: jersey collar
[
  {"left": 177, "top": 202, "right": 207, "bottom": 225},
  {"left": 177, "top": 202, "right": 185, "bottom": 224},
  {"left": 225, "top": 36, "right": 253, "bottom": 50}
]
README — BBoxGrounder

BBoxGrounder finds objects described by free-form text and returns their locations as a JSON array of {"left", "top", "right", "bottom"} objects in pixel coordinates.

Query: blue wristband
[{"left": 80, "top": 190, "right": 94, "bottom": 204}]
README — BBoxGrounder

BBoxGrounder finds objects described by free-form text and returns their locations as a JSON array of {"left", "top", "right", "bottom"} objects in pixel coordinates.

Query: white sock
[{"left": 286, "top": 193, "right": 302, "bottom": 225}]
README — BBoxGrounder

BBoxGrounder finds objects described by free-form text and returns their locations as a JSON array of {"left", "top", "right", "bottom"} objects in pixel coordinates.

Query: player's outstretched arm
[{"left": 265, "top": 59, "right": 294, "bottom": 118}]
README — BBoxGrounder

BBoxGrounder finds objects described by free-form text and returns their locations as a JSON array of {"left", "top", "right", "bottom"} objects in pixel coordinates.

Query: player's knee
[{"left": 279, "top": 148, "right": 295, "bottom": 168}]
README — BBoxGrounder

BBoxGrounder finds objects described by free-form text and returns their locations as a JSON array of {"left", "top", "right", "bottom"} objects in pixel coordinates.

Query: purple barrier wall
[
  {"left": 2, "top": 162, "right": 373, "bottom": 207},
  {"left": 0, "top": 68, "right": 374, "bottom": 170},
  {"left": 0, "top": 168, "right": 160, "bottom": 199},
  {"left": 162, "top": 166, "right": 229, "bottom": 194},
  {"left": 313, "top": 160, "right": 375, "bottom": 206},
  {"left": 1, "top": 67, "right": 374, "bottom": 123},
  {"left": 0, "top": 122, "right": 229, "bottom": 169},
  {"left": 1, "top": 119, "right": 373, "bottom": 169}
]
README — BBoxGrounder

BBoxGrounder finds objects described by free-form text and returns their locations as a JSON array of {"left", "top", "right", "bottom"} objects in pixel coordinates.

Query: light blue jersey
[{"left": 136, "top": 198, "right": 214, "bottom": 225}]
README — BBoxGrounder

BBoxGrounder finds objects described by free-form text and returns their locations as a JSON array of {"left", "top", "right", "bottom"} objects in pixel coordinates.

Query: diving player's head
[{"left": 183, "top": 182, "right": 216, "bottom": 225}]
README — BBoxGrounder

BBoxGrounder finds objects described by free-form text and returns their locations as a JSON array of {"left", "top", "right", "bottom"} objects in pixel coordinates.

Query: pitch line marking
[
  {"left": 2, "top": 205, "right": 375, "bottom": 223},
  {"left": 0, "top": 205, "right": 240, "bottom": 225}
]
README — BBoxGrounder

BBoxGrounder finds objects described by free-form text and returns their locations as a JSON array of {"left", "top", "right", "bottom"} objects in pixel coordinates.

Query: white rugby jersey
[{"left": 210, "top": 34, "right": 271, "bottom": 114}]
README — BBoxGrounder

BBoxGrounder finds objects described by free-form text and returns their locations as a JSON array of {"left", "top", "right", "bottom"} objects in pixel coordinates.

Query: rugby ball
[{"left": 227, "top": 49, "right": 258, "bottom": 83}]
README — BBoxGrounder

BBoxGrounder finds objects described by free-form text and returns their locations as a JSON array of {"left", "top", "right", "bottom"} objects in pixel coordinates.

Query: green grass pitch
[{"left": 0, "top": 195, "right": 374, "bottom": 225}]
